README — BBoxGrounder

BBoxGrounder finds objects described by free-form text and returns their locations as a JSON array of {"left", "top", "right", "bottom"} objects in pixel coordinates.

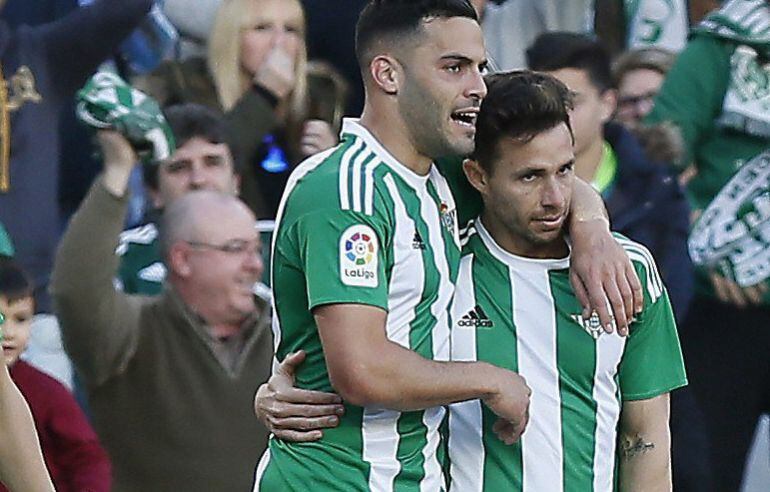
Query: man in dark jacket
[{"left": 0, "top": 0, "right": 153, "bottom": 312}]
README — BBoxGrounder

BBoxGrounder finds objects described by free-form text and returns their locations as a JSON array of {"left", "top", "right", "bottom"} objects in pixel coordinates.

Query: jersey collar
[
  {"left": 341, "top": 118, "right": 432, "bottom": 190},
  {"left": 475, "top": 217, "right": 571, "bottom": 271}
]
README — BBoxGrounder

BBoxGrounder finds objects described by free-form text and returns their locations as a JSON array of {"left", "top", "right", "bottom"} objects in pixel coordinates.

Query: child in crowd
[{"left": 0, "top": 258, "right": 111, "bottom": 492}]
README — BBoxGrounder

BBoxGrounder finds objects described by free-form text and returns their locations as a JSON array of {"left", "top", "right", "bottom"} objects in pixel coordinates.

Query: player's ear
[
  {"left": 463, "top": 158, "right": 488, "bottom": 194},
  {"left": 370, "top": 55, "right": 400, "bottom": 95}
]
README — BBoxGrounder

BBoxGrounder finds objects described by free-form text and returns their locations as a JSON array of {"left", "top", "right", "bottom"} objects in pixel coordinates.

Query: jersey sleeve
[
  {"left": 292, "top": 208, "right": 391, "bottom": 311},
  {"left": 618, "top": 258, "right": 688, "bottom": 401}
]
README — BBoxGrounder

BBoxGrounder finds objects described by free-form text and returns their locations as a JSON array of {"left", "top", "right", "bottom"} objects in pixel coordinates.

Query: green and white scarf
[
  {"left": 76, "top": 72, "right": 175, "bottom": 164},
  {"left": 689, "top": 149, "right": 770, "bottom": 286},
  {"left": 695, "top": 0, "right": 770, "bottom": 138},
  {"left": 624, "top": 0, "right": 688, "bottom": 51}
]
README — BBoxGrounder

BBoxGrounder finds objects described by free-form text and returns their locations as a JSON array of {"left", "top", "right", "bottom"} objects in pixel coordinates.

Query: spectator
[
  {"left": 0, "top": 258, "right": 111, "bottom": 492},
  {"left": 0, "top": 361, "right": 54, "bottom": 492},
  {"left": 0, "top": 0, "right": 153, "bottom": 314},
  {"left": 646, "top": 1, "right": 770, "bottom": 489},
  {"left": 136, "top": 0, "right": 346, "bottom": 218},
  {"left": 613, "top": 47, "right": 677, "bottom": 128},
  {"left": 51, "top": 130, "right": 273, "bottom": 491},
  {"left": 527, "top": 32, "right": 693, "bottom": 322},
  {"left": 117, "top": 103, "right": 241, "bottom": 296}
]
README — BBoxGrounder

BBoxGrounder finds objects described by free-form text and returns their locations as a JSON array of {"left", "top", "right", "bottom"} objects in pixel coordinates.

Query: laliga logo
[
  {"left": 340, "top": 225, "right": 378, "bottom": 287},
  {"left": 345, "top": 232, "right": 375, "bottom": 280}
]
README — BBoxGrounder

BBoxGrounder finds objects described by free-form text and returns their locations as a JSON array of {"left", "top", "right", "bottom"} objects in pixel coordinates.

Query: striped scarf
[{"left": 76, "top": 71, "right": 175, "bottom": 165}]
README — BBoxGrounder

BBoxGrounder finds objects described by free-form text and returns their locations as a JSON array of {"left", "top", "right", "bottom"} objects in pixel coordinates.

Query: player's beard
[{"left": 398, "top": 75, "right": 474, "bottom": 160}]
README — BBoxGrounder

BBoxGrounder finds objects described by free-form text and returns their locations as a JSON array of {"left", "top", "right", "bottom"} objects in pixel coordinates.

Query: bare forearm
[
  {"left": 569, "top": 177, "right": 608, "bottom": 225},
  {"left": 618, "top": 395, "right": 672, "bottom": 492},
  {"left": 617, "top": 431, "right": 671, "bottom": 491},
  {"left": 332, "top": 340, "right": 501, "bottom": 411},
  {"left": 0, "top": 367, "right": 55, "bottom": 492}
]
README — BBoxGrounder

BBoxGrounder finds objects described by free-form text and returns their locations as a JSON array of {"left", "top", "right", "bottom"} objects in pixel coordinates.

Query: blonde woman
[{"left": 137, "top": 0, "right": 346, "bottom": 218}]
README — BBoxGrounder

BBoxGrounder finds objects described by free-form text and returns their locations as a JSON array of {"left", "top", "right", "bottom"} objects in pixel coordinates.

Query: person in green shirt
[
  {"left": 116, "top": 103, "right": 240, "bottom": 295},
  {"left": 645, "top": 1, "right": 770, "bottom": 489},
  {"left": 256, "top": 70, "right": 687, "bottom": 492}
]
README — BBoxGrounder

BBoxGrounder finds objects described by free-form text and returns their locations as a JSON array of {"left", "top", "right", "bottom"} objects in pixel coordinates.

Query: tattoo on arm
[{"left": 621, "top": 436, "right": 655, "bottom": 459}]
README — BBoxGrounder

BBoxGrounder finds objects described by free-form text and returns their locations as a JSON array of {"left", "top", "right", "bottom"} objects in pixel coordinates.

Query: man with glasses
[
  {"left": 116, "top": 103, "right": 242, "bottom": 296},
  {"left": 50, "top": 125, "right": 273, "bottom": 490}
]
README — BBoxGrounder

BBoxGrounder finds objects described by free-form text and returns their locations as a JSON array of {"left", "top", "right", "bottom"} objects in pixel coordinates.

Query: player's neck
[
  {"left": 480, "top": 213, "right": 569, "bottom": 260},
  {"left": 360, "top": 108, "right": 434, "bottom": 176},
  {"left": 574, "top": 137, "right": 604, "bottom": 182}
]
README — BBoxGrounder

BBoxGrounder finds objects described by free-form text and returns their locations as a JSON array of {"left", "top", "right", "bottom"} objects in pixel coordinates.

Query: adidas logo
[
  {"left": 458, "top": 305, "right": 494, "bottom": 328},
  {"left": 412, "top": 230, "right": 426, "bottom": 250}
]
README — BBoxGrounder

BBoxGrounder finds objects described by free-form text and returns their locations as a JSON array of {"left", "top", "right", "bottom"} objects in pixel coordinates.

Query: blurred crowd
[{"left": 0, "top": 0, "right": 768, "bottom": 490}]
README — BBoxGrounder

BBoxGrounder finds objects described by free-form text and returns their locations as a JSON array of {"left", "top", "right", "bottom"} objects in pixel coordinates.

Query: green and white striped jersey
[
  {"left": 448, "top": 219, "right": 687, "bottom": 492},
  {"left": 255, "top": 119, "right": 461, "bottom": 491}
]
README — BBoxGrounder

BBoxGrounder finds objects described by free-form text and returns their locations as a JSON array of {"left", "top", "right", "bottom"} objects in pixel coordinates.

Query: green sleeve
[
  {"left": 645, "top": 35, "right": 734, "bottom": 169},
  {"left": 618, "top": 287, "right": 688, "bottom": 401},
  {"left": 293, "top": 209, "right": 391, "bottom": 311}
]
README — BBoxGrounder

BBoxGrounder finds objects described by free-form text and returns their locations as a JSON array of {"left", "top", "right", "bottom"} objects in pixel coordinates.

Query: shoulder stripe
[
  {"left": 617, "top": 239, "right": 664, "bottom": 302},
  {"left": 339, "top": 137, "right": 365, "bottom": 211},
  {"left": 618, "top": 239, "right": 663, "bottom": 293},
  {"left": 364, "top": 158, "right": 382, "bottom": 216},
  {"left": 459, "top": 220, "right": 477, "bottom": 248},
  {"left": 350, "top": 148, "right": 374, "bottom": 213}
]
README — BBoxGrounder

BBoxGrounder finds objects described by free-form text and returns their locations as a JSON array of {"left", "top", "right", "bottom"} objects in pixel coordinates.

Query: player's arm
[
  {"left": 567, "top": 177, "right": 643, "bottom": 336},
  {"left": 0, "top": 364, "right": 55, "bottom": 492},
  {"left": 617, "top": 394, "right": 672, "bottom": 492},
  {"left": 316, "top": 303, "right": 530, "bottom": 442}
]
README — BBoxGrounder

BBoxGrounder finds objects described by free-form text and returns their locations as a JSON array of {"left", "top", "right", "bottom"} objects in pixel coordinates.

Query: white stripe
[
  {"left": 383, "top": 174, "right": 423, "bottom": 348},
  {"left": 252, "top": 447, "right": 271, "bottom": 491},
  {"left": 351, "top": 147, "right": 372, "bottom": 213},
  {"left": 364, "top": 159, "right": 382, "bottom": 216},
  {"left": 363, "top": 408, "right": 401, "bottom": 492},
  {"left": 339, "top": 138, "right": 364, "bottom": 211},
  {"left": 448, "top": 254, "right": 485, "bottom": 492},
  {"left": 592, "top": 334, "right": 626, "bottom": 492},
  {"left": 626, "top": 250, "right": 663, "bottom": 302},
  {"left": 618, "top": 239, "right": 663, "bottom": 298},
  {"left": 420, "top": 406, "right": 447, "bottom": 492},
  {"left": 513, "top": 267, "right": 563, "bottom": 491}
]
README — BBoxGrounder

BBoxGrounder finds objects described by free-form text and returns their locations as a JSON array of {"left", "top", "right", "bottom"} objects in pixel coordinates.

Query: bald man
[{"left": 51, "top": 131, "right": 273, "bottom": 491}]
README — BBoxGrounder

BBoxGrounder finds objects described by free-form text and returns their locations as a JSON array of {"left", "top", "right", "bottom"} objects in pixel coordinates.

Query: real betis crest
[{"left": 570, "top": 312, "right": 606, "bottom": 340}]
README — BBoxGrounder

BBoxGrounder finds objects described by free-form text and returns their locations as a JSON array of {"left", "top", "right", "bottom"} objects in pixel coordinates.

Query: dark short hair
[
  {"left": 612, "top": 47, "right": 676, "bottom": 87},
  {"left": 0, "top": 257, "right": 33, "bottom": 304},
  {"left": 143, "top": 103, "right": 238, "bottom": 190},
  {"left": 526, "top": 32, "right": 613, "bottom": 92},
  {"left": 473, "top": 71, "right": 574, "bottom": 171},
  {"left": 355, "top": 0, "right": 478, "bottom": 68}
]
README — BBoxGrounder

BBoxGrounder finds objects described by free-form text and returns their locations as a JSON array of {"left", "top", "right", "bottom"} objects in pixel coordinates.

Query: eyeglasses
[
  {"left": 186, "top": 239, "right": 261, "bottom": 256},
  {"left": 617, "top": 91, "right": 658, "bottom": 111}
]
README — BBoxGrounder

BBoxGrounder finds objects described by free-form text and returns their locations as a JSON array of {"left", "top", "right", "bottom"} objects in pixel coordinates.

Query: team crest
[
  {"left": 340, "top": 224, "right": 378, "bottom": 287},
  {"left": 439, "top": 202, "right": 457, "bottom": 235},
  {"left": 570, "top": 312, "right": 607, "bottom": 340}
]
